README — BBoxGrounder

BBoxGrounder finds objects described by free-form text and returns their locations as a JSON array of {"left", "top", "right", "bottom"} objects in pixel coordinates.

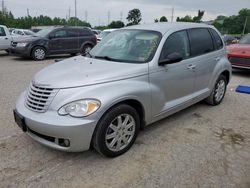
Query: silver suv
[{"left": 14, "top": 23, "right": 231, "bottom": 157}]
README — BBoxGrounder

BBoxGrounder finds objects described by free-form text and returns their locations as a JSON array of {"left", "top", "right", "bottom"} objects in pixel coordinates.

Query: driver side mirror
[
  {"left": 159, "top": 52, "right": 183, "bottom": 66},
  {"left": 48, "top": 34, "right": 55, "bottom": 40}
]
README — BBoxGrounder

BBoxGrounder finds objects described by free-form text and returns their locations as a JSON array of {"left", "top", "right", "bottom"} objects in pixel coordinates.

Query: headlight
[
  {"left": 16, "top": 42, "right": 28, "bottom": 47},
  {"left": 58, "top": 99, "right": 101, "bottom": 117}
]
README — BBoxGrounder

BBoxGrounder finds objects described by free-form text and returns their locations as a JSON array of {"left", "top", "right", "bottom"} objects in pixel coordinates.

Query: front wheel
[
  {"left": 80, "top": 44, "right": 92, "bottom": 56},
  {"left": 31, "top": 46, "right": 46, "bottom": 61},
  {"left": 92, "top": 104, "right": 140, "bottom": 158},
  {"left": 205, "top": 75, "right": 227, "bottom": 106}
]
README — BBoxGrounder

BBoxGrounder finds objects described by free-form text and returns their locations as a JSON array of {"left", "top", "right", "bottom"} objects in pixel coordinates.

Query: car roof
[
  {"left": 103, "top": 29, "right": 117, "bottom": 32},
  {"left": 123, "top": 22, "right": 214, "bottom": 34}
]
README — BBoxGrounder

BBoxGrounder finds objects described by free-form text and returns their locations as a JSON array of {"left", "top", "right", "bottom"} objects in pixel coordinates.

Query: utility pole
[
  {"left": 243, "top": 16, "right": 248, "bottom": 35},
  {"left": 108, "top": 11, "right": 110, "bottom": 25},
  {"left": 171, "top": 7, "right": 175, "bottom": 22},
  {"left": 27, "top": 8, "right": 30, "bottom": 17},
  {"left": 2, "top": 0, "right": 5, "bottom": 14},
  {"left": 120, "top": 11, "right": 123, "bottom": 22},
  {"left": 85, "top": 10, "right": 88, "bottom": 22},
  {"left": 68, "top": 7, "right": 71, "bottom": 19},
  {"left": 74, "top": 0, "right": 77, "bottom": 18}
]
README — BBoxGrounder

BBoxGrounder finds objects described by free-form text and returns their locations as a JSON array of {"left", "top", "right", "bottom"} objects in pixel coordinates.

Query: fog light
[{"left": 58, "top": 138, "right": 70, "bottom": 147}]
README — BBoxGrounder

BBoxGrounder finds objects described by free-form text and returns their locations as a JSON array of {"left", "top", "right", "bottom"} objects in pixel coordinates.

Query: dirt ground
[{"left": 0, "top": 51, "right": 250, "bottom": 188}]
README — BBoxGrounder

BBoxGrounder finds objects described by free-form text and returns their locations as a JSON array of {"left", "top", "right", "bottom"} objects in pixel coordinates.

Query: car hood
[
  {"left": 13, "top": 36, "right": 43, "bottom": 43},
  {"left": 227, "top": 44, "right": 250, "bottom": 55},
  {"left": 33, "top": 56, "right": 148, "bottom": 89}
]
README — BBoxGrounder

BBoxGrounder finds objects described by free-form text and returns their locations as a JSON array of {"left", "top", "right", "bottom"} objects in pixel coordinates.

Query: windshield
[
  {"left": 99, "top": 31, "right": 111, "bottom": 39},
  {"left": 239, "top": 35, "right": 250, "bottom": 44},
  {"left": 90, "top": 30, "right": 162, "bottom": 63},
  {"left": 24, "top": 30, "right": 34, "bottom": 35},
  {"left": 35, "top": 28, "right": 54, "bottom": 37}
]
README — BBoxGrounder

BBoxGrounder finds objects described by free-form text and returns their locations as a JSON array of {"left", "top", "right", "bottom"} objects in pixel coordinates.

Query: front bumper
[
  {"left": 15, "top": 93, "right": 98, "bottom": 152},
  {"left": 9, "top": 46, "right": 31, "bottom": 57},
  {"left": 228, "top": 55, "right": 250, "bottom": 69}
]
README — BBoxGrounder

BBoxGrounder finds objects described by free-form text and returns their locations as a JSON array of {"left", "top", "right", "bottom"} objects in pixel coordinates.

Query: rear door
[
  {"left": 0, "top": 26, "right": 11, "bottom": 50},
  {"left": 67, "top": 28, "right": 80, "bottom": 51},
  {"left": 187, "top": 28, "right": 218, "bottom": 99}
]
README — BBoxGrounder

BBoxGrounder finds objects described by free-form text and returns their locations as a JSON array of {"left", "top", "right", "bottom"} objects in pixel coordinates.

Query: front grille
[
  {"left": 229, "top": 57, "right": 250, "bottom": 66},
  {"left": 25, "top": 83, "right": 58, "bottom": 112}
]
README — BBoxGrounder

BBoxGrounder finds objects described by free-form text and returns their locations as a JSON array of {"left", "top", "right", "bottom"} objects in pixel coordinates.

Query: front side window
[
  {"left": 239, "top": 34, "right": 250, "bottom": 44},
  {"left": 90, "top": 30, "right": 162, "bottom": 63},
  {"left": 0, "top": 27, "right": 6, "bottom": 36},
  {"left": 160, "top": 30, "right": 190, "bottom": 61},
  {"left": 54, "top": 30, "right": 67, "bottom": 38},
  {"left": 189, "top": 28, "right": 214, "bottom": 56}
]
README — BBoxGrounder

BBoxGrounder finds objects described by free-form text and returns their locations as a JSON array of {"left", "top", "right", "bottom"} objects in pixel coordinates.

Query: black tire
[
  {"left": 92, "top": 104, "right": 140, "bottom": 158},
  {"left": 31, "top": 46, "right": 46, "bottom": 61},
  {"left": 80, "top": 44, "right": 92, "bottom": 56},
  {"left": 205, "top": 75, "right": 227, "bottom": 106},
  {"left": 5, "top": 49, "right": 9, "bottom": 54}
]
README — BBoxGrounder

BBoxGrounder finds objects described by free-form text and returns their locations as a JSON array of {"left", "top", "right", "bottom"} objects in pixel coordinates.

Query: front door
[
  {"left": 0, "top": 26, "right": 11, "bottom": 50},
  {"left": 149, "top": 30, "right": 196, "bottom": 119},
  {"left": 48, "top": 29, "right": 68, "bottom": 54}
]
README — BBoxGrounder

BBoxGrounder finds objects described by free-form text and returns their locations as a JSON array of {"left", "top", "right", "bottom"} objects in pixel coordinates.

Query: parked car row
[
  {"left": 9, "top": 26, "right": 97, "bottom": 60},
  {"left": 0, "top": 25, "right": 118, "bottom": 60}
]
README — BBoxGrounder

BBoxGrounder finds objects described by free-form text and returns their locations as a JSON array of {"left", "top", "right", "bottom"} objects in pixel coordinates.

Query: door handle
[
  {"left": 5, "top": 37, "right": 8, "bottom": 40},
  {"left": 187, "top": 64, "right": 196, "bottom": 70}
]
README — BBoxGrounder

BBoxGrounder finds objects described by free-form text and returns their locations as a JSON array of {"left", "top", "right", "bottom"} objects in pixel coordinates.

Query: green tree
[
  {"left": 154, "top": 18, "right": 159, "bottom": 23},
  {"left": 108, "top": 20, "right": 125, "bottom": 28},
  {"left": 126, "top": 9, "right": 142, "bottom": 26},
  {"left": 176, "top": 10, "right": 205, "bottom": 23},
  {"left": 159, "top": 16, "right": 168, "bottom": 22},
  {"left": 176, "top": 15, "right": 193, "bottom": 22},
  {"left": 193, "top": 10, "right": 205, "bottom": 23}
]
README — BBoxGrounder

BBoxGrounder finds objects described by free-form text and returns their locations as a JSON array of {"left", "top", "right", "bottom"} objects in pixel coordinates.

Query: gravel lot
[{"left": 0, "top": 51, "right": 250, "bottom": 188}]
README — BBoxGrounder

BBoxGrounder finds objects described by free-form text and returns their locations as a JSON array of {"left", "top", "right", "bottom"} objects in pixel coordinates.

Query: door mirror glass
[{"left": 159, "top": 52, "right": 183, "bottom": 65}]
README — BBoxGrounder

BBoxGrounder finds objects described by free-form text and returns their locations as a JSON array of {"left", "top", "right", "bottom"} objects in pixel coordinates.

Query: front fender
[{"left": 50, "top": 75, "right": 151, "bottom": 123}]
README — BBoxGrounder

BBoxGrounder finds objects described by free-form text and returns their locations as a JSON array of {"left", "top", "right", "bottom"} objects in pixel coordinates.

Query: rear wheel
[
  {"left": 205, "top": 75, "right": 227, "bottom": 106},
  {"left": 31, "top": 46, "right": 46, "bottom": 61},
  {"left": 92, "top": 104, "right": 140, "bottom": 158}
]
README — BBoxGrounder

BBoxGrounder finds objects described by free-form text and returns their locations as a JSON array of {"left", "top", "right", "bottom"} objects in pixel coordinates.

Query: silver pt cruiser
[{"left": 14, "top": 23, "right": 231, "bottom": 157}]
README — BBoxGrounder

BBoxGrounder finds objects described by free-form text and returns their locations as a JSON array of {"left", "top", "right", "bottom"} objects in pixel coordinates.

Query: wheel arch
[{"left": 30, "top": 45, "right": 47, "bottom": 57}]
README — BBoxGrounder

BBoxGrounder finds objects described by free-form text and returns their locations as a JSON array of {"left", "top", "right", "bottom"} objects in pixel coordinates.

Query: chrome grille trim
[{"left": 25, "top": 83, "right": 59, "bottom": 112}]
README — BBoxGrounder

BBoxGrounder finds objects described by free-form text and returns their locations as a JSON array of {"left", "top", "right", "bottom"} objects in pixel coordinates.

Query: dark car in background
[{"left": 9, "top": 26, "right": 97, "bottom": 60}]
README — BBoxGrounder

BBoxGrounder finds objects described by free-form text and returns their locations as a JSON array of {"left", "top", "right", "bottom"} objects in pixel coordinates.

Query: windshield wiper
[{"left": 93, "top": 55, "right": 118, "bottom": 61}]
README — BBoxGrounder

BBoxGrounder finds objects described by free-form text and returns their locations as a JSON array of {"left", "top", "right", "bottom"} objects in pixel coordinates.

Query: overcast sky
[{"left": 3, "top": 0, "right": 250, "bottom": 26}]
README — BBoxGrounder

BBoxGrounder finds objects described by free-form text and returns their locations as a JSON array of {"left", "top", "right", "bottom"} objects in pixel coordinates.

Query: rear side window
[
  {"left": 160, "top": 30, "right": 190, "bottom": 60},
  {"left": 209, "top": 29, "right": 223, "bottom": 50},
  {"left": 188, "top": 28, "right": 214, "bottom": 56},
  {"left": 0, "top": 27, "right": 6, "bottom": 36},
  {"left": 68, "top": 29, "right": 79, "bottom": 37},
  {"left": 80, "top": 29, "right": 93, "bottom": 36}
]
